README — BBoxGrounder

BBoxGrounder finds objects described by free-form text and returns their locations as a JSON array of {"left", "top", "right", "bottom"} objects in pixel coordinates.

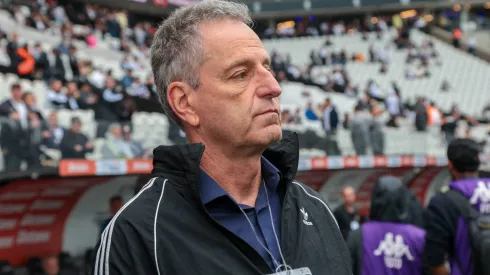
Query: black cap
[{"left": 447, "top": 138, "right": 481, "bottom": 173}]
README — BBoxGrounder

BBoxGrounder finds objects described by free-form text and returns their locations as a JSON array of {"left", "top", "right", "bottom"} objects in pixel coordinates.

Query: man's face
[
  {"left": 191, "top": 19, "right": 282, "bottom": 149},
  {"left": 11, "top": 87, "right": 22, "bottom": 101},
  {"left": 42, "top": 256, "right": 59, "bottom": 275},
  {"left": 49, "top": 113, "right": 58, "bottom": 126},
  {"left": 112, "top": 126, "right": 122, "bottom": 138},
  {"left": 106, "top": 78, "right": 116, "bottom": 89},
  {"left": 72, "top": 122, "right": 81, "bottom": 133},
  {"left": 342, "top": 187, "right": 356, "bottom": 206},
  {"left": 52, "top": 81, "right": 62, "bottom": 92},
  {"left": 67, "top": 82, "right": 78, "bottom": 94},
  {"left": 24, "top": 94, "right": 36, "bottom": 107}
]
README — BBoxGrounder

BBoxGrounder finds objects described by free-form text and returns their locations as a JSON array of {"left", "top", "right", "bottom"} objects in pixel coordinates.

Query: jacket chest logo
[{"left": 300, "top": 207, "right": 313, "bottom": 226}]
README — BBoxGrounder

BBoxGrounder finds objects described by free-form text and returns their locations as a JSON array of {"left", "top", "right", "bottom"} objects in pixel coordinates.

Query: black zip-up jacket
[{"left": 92, "top": 133, "right": 351, "bottom": 275}]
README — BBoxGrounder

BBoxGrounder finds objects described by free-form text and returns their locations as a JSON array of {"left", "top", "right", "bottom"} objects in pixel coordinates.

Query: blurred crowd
[
  {"left": 0, "top": 0, "right": 489, "bottom": 171},
  {"left": 0, "top": 1, "right": 167, "bottom": 171},
  {"left": 0, "top": 82, "right": 152, "bottom": 172}
]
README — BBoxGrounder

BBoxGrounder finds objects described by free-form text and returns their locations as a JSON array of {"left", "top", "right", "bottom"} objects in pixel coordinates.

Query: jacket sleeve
[{"left": 91, "top": 217, "right": 158, "bottom": 275}]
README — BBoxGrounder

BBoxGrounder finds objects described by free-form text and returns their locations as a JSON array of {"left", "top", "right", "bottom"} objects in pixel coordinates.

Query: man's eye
[{"left": 233, "top": 72, "right": 248, "bottom": 80}]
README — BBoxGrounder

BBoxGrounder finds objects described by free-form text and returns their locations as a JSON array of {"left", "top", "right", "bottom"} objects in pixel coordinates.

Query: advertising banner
[
  {"left": 58, "top": 155, "right": 453, "bottom": 177},
  {"left": 0, "top": 177, "right": 108, "bottom": 266}
]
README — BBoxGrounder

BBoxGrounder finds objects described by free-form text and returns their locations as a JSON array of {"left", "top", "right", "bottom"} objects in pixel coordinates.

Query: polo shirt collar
[{"left": 199, "top": 156, "right": 281, "bottom": 206}]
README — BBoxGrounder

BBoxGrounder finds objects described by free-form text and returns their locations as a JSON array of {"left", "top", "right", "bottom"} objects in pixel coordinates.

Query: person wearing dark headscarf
[{"left": 347, "top": 176, "right": 427, "bottom": 275}]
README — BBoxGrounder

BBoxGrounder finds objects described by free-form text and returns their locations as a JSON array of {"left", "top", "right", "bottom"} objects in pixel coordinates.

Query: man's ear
[{"left": 167, "top": 82, "right": 199, "bottom": 127}]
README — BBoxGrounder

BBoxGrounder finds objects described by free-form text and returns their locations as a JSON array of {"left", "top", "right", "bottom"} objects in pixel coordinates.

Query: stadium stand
[{"left": 0, "top": 1, "right": 489, "bottom": 169}]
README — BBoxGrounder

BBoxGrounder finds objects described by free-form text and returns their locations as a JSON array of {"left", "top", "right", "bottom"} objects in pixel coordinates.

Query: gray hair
[{"left": 150, "top": 0, "right": 253, "bottom": 125}]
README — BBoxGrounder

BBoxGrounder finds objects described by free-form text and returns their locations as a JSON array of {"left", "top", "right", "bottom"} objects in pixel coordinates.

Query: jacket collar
[{"left": 151, "top": 132, "right": 300, "bottom": 192}]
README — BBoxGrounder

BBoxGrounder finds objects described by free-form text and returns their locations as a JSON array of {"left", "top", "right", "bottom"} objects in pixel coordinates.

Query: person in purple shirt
[
  {"left": 347, "top": 175, "right": 427, "bottom": 275},
  {"left": 424, "top": 138, "right": 488, "bottom": 275}
]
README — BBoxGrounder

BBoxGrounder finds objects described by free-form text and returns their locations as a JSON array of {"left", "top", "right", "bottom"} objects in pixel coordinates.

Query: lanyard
[{"left": 238, "top": 180, "right": 292, "bottom": 273}]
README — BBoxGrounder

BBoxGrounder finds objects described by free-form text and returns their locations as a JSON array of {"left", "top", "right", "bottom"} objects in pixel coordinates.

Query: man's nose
[{"left": 256, "top": 68, "right": 282, "bottom": 99}]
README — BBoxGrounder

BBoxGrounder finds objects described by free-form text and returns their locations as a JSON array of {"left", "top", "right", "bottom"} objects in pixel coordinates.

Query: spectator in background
[
  {"left": 60, "top": 117, "right": 93, "bottom": 159},
  {"left": 120, "top": 69, "right": 134, "bottom": 88},
  {"left": 6, "top": 32, "right": 19, "bottom": 73},
  {"left": 95, "top": 78, "right": 134, "bottom": 137},
  {"left": 334, "top": 186, "right": 360, "bottom": 240},
  {"left": 122, "top": 125, "right": 151, "bottom": 158},
  {"left": 322, "top": 98, "right": 341, "bottom": 155},
  {"left": 426, "top": 101, "right": 442, "bottom": 128},
  {"left": 0, "top": 83, "right": 30, "bottom": 171},
  {"left": 68, "top": 46, "right": 80, "bottom": 80},
  {"left": 0, "top": 83, "right": 28, "bottom": 126},
  {"left": 15, "top": 44, "right": 35, "bottom": 80},
  {"left": 350, "top": 105, "right": 371, "bottom": 155},
  {"left": 50, "top": 48, "right": 66, "bottom": 82},
  {"left": 23, "top": 92, "right": 44, "bottom": 122},
  {"left": 452, "top": 28, "right": 462, "bottom": 48},
  {"left": 385, "top": 90, "right": 400, "bottom": 128},
  {"left": 56, "top": 39, "right": 70, "bottom": 55},
  {"left": 101, "top": 124, "right": 133, "bottom": 159},
  {"left": 441, "top": 108, "right": 461, "bottom": 145},
  {"left": 414, "top": 97, "right": 428, "bottom": 132},
  {"left": 100, "top": 195, "right": 123, "bottom": 235},
  {"left": 41, "top": 254, "right": 77, "bottom": 275},
  {"left": 32, "top": 43, "right": 49, "bottom": 81},
  {"left": 42, "top": 112, "right": 65, "bottom": 149},
  {"left": 23, "top": 94, "right": 44, "bottom": 169},
  {"left": 46, "top": 79, "right": 68, "bottom": 110},
  {"left": 305, "top": 102, "right": 319, "bottom": 121},
  {"left": 291, "top": 108, "right": 302, "bottom": 124},
  {"left": 65, "top": 81, "right": 84, "bottom": 110},
  {"left": 77, "top": 82, "right": 98, "bottom": 109},
  {"left": 145, "top": 75, "right": 157, "bottom": 99},
  {"left": 129, "top": 77, "right": 151, "bottom": 99},
  {"left": 467, "top": 36, "right": 476, "bottom": 55},
  {"left": 370, "top": 99, "right": 385, "bottom": 155}
]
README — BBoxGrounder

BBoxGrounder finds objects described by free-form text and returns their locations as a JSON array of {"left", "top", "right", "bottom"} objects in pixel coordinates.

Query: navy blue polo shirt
[{"left": 199, "top": 157, "right": 282, "bottom": 271}]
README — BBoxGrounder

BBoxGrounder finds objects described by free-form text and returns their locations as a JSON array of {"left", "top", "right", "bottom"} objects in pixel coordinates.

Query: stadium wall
[{"left": 0, "top": 165, "right": 463, "bottom": 266}]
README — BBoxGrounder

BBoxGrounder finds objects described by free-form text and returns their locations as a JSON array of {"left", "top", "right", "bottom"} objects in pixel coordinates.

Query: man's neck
[{"left": 200, "top": 145, "right": 263, "bottom": 207}]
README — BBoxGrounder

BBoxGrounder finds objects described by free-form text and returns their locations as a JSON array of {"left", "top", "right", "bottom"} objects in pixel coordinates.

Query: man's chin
[{"left": 263, "top": 125, "right": 283, "bottom": 144}]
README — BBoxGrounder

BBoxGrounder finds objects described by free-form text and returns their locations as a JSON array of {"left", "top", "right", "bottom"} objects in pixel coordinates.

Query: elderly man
[{"left": 92, "top": 1, "right": 350, "bottom": 275}]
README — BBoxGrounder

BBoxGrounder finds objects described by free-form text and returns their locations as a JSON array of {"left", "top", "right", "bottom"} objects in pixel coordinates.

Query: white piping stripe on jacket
[
  {"left": 94, "top": 177, "right": 158, "bottom": 275},
  {"left": 154, "top": 179, "right": 167, "bottom": 275},
  {"left": 293, "top": 181, "right": 339, "bottom": 229}
]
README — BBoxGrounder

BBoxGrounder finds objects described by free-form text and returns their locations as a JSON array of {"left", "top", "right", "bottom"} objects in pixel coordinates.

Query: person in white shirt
[{"left": 385, "top": 90, "right": 400, "bottom": 127}]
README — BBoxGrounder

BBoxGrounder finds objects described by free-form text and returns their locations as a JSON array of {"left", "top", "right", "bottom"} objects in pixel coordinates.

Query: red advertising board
[{"left": 0, "top": 177, "right": 108, "bottom": 266}]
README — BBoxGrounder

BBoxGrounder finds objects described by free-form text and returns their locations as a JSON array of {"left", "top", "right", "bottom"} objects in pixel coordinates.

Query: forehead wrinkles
[{"left": 200, "top": 20, "right": 264, "bottom": 62}]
